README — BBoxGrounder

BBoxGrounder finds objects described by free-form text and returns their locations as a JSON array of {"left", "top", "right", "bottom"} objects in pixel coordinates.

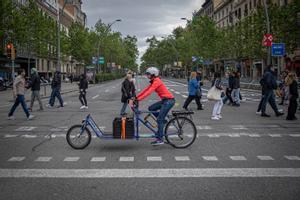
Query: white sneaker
[
  {"left": 85, "top": 106, "right": 88, "bottom": 109},
  {"left": 46, "top": 104, "right": 53, "bottom": 108},
  {"left": 27, "top": 115, "right": 34, "bottom": 120},
  {"left": 211, "top": 116, "right": 220, "bottom": 120},
  {"left": 80, "top": 105, "right": 85, "bottom": 109},
  {"left": 8, "top": 116, "right": 15, "bottom": 120},
  {"left": 216, "top": 114, "right": 222, "bottom": 119},
  {"left": 256, "top": 111, "right": 261, "bottom": 115}
]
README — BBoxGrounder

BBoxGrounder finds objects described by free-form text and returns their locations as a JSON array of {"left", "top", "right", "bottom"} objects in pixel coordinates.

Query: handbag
[{"left": 207, "top": 86, "right": 222, "bottom": 101}]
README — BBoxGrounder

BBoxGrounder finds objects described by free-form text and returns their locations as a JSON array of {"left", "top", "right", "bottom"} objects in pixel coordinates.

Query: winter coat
[
  {"left": 261, "top": 69, "right": 277, "bottom": 90},
  {"left": 29, "top": 73, "right": 41, "bottom": 91},
  {"left": 289, "top": 80, "right": 299, "bottom": 99},
  {"left": 188, "top": 78, "right": 199, "bottom": 96},
  {"left": 79, "top": 78, "right": 88, "bottom": 91},
  {"left": 232, "top": 76, "right": 240, "bottom": 89},
  {"left": 51, "top": 72, "right": 61, "bottom": 89},
  {"left": 121, "top": 79, "right": 136, "bottom": 103}
]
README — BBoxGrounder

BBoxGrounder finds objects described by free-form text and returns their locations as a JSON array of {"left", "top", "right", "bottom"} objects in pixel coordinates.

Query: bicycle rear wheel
[
  {"left": 66, "top": 124, "right": 91, "bottom": 149},
  {"left": 164, "top": 116, "right": 197, "bottom": 148}
]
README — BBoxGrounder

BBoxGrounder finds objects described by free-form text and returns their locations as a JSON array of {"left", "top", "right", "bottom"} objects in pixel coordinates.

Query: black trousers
[
  {"left": 79, "top": 91, "right": 87, "bottom": 106},
  {"left": 287, "top": 97, "right": 297, "bottom": 119},
  {"left": 183, "top": 95, "right": 202, "bottom": 109}
]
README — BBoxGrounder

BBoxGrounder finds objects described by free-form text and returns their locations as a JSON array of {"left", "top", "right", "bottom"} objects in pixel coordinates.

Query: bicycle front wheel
[
  {"left": 66, "top": 124, "right": 91, "bottom": 149},
  {"left": 164, "top": 116, "right": 197, "bottom": 148}
]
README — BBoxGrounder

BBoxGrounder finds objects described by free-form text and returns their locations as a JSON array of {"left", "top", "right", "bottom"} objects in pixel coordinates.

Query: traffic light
[
  {"left": 6, "top": 43, "right": 12, "bottom": 59},
  {"left": 6, "top": 43, "right": 16, "bottom": 60}
]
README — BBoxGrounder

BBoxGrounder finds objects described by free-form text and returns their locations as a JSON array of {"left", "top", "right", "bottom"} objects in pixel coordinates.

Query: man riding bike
[{"left": 129, "top": 67, "right": 175, "bottom": 146}]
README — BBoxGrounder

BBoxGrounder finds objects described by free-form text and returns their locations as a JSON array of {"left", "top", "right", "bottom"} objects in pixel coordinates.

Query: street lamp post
[
  {"left": 162, "top": 36, "right": 179, "bottom": 77},
  {"left": 97, "top": 19, "right": 121, "bottom": 74},
  {"left": 262, "top": 0, "right": 271, "bottom": 66},
  {"left": 181, "top": 17, "right": 190, "bottom": 79}
]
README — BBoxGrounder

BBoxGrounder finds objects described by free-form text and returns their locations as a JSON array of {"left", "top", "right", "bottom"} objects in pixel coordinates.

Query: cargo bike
[{"left": 66, "top": 101, "right": 197, "bottom": 149}]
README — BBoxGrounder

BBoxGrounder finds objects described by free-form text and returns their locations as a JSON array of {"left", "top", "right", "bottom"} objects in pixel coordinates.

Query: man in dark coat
[
  {"left": 28, "top": 68, "right": 43, "bottom": 111},
  {"left": 47, "top": 70, "right": 64, "bottom": 108}
]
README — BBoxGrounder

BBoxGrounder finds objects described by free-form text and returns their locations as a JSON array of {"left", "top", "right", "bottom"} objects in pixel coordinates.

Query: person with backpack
[
  {"left": 79, "top": 74, "right": 88, "bottom": 109},
  {"left": 260, "top": 65, "right": 284, "bottom": 117},
  {"left": 183, "top": 71, "right": 203, "bottom": 110},
  {"left": 120, "top": 72, "right": 136, "bottom": 115},
  {"left": 28, "top": 68, "right": 43, "bottom": 112}
]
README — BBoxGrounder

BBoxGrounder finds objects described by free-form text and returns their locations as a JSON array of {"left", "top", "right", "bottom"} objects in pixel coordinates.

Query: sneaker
[
  {"left": 261, "top": 113, "right": 271, "bottom": 117},
  {"left": 256, "top": 111, "right": 262, "bottom": 115},
  {"left": 85, "top": 106, "right": 88, "bottom": 109},
  {"left": 27, "top": 115, "right": 34, "bottom": 120},
  {"left": 46, "top": 104, "right": 53, "bottom": 108},
  {"left": 276, "top": 112, "right": 284, "bottom": 117},
  {"left": 8, "top": 116, "right": 15, "bottom": 120},
  {"left": 211, "top": 116, "right": 220, "bottom": 120},
  {"left": 80, "top": 105, "right": 86, "bottom": 109},
  {"left": 216, "top": 114, "right": 222, "bottom": 119},
  {"left": 151, "top": 139, "right": 164, "bottom": 146}
]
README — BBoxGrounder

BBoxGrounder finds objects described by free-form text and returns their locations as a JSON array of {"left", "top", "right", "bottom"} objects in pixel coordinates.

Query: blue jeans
[
  {"left": 49, "top": 87, "right": 64, "bottom": 107},
  {"left": 261, "top": 89, "right": 279, "bottom": 114},
  {"left": 231, "top": 88, "right": 240, "bottom": 104},
  {"left": 8, "top": 95, "right": 30, "bottom": 117},
  {"left": 148, "top": 98, "right": 175, "bottom": 140},
  {"left": 120, "top": 102, "right": 128, "bottom": 115}
]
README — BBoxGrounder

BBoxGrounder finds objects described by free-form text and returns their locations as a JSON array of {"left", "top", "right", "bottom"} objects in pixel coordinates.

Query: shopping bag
[{"left": 207, "top": 86, "right": 221, "bottom": 101}]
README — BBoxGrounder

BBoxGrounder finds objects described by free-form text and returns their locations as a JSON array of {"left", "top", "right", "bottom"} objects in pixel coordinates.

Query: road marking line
[
  {"left": 289, "top": 134, "right": 300, "bottom": 137},
  {"left": 35, "top": 157, "right": 52, "bottom": 162},
  {"left": 248, "top": 134, "right": 261, "bottom": 137},
  {"left": 8, "top": 157, "right": 25, "bottom": 162},
  {"left": 182, "top": 95, "right": 188, "bottom": 98},
  {"left": 175, "top": 156, "right": 190, "bottom": 161},
  {"left": 230, "top": 156, "right": 247, "bottom": 161},
  {"left": 63, "top": 157, "right": 80, "bottom": 162},
  {"left": 230, "top": 125, "right": 248, "bottom": 130},
  {"left": 147, "top": 157, "right": 162, "bottom": 162},
  {"left": 269, "top": 134, "right": 282, "bottom": 137},
  {"left": 207, "top": 134, "right": 220, "bottom": 138},
  {"left": 228, "top": 134, "right": 241, "bottom": 137},
  {"left": 257, "top": 156, "right": 274, "bottom": 161},
  {"left": 202, "top": 156, "right": 218, "bottom": 161},
  {"left": 51, "top": 134, "right": 65, "bottom": 138},
  {"left": 4, "top": 134, "right": 18, "bottom": 138},
  {"left": 91, "top": 157, "right": 106, "bottom": 162},
  {"left": 21, "top": 134, "right": 37, "bottom": 138},
  {"left": 197, "top": 126, "right": 212, "bottom": 130},
  {"left": 175, "top": 91, "right": 180, "bottom": 95},
  {"left": 119, "top": 157, "right": 134, "bottom": 162},
  {"left": 92, "top": 95, "right": 99, "bottom": 99},
  {"left": 1, "top": 168, "right": 300, "bottom": 178},
  {"left": 105, "top": 89, "right": 109, "bottom": 93},
  {"left": 284, "top": 156, "right": 300, "bottom": 161},
  {"left": 15, "top": 126, "right": 37, "bottom": 131}
]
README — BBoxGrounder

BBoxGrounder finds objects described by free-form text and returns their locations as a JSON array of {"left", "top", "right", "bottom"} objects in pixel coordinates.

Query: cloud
[{"left": 82, "top": 0, "right": 204, "bottom": 64}]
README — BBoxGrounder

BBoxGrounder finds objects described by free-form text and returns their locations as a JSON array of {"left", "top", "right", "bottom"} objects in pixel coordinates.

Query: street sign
[
  {"left": 263, "top": 34, "right": 273, "bottom": 47},
  {"left": 92, "top": 57, "right": 97, "bottom": 64},
  {"left": 271, "top": 43, "right": 285, "bottom": 57},
  {"left": 99, "top": 57, "right": 105, "bottom": 64}
]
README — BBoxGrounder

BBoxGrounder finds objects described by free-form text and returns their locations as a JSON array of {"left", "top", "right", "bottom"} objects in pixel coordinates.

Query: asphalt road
[{"left": 0, "top": 76, "right": 299, "bottom": 200}]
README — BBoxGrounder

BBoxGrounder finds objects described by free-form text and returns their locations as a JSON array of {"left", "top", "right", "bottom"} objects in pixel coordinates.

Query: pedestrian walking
[
  {"left": 210, "top": 72, "right": 224, "bottom": 120},
  {"left": 28, "top": 68, "right": 43, "bottom": 111},
  {"left": 47, "top": 70, "right": 64, "bottom": 108},
  {"left": 285, "top": 72, "right": 298, "bottom": 120},
  {"left": 231, "top": 71, "right": 241, "bottom": 106},
  {"left": 223, "top": 71, "right": 234, "bottom": 105},
  {"left": 260, "top": 65, "right": 284, "bottom": 117},
  {"left": 120, "top": 72, "right": 136, "bottom": 115},
  {"left": 8, "top": 69, "right": 34, "bottom": 120},
  {"left": 79, "top": 74, "right": 88, "bottom": 109},
  {"left": 183, "top": 72, "right": 203, "bottom": 110}
]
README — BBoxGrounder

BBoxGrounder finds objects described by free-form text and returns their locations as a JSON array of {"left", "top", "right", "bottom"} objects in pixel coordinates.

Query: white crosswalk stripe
[
  {"left": 175, "top": 156, "right": 190, "bottom": 161},
  {"left": 4, "top": 134, "right": 18, "bottom": 138},
  {"left": 257, "top": 156, "right": 274, "bottom": 161},
  {"left": 202, "top": 156, "right": 218, "bottom": 161},
  {"left": 35, "top": 157, "right": 52, "bottom": 162},
  {"left": 284, "top": 156, "right": 300, "bottom": 161},
  {"left": 119, "top": 157, "right": 134, "bottom": 162},
  {"left": 63, "top": 157, "right": 80, "bottom": 162},
  {"left": 91, "top": 157, "right": 106, "bottom": 162},
  {"left": 230, "top": 156, "right": 247, "bottom": 161},
  {"left": 269, "top": 134, "right": 282, "bottom": 137},
  {"left": 197, "top": 126, "right": 212, "bottom": 130},
  {"left": 15, "top": 127, "right": 37, "bottom": 131},
  {"left": 8, "top": 157, "right": 25, "bottom": 162},
  {"left": 147, "top": 156, "right": 162, "bottom": 162}
]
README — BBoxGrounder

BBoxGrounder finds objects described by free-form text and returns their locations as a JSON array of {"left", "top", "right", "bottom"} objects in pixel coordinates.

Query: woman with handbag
[
  {"left": 183, "top": 72, "right": 203, "bottom": 110},
  {"left": 208, "top": 72, "right": 224, "bottom": 120}
]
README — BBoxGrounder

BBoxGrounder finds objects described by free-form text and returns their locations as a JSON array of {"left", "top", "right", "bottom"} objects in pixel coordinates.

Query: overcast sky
[{"left": 82, "top": 0, "right": 204, "bottom": 63}]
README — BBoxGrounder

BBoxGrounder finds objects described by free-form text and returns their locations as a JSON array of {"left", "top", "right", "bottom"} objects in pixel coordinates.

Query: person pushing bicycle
[{"left": 129, "top": 67, "right": 175, "bottom": 146}]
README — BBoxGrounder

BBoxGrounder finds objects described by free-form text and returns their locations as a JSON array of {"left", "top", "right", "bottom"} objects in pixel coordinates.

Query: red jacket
[{"left": 137, "top": 77, "right": 174, "bottom": 101}]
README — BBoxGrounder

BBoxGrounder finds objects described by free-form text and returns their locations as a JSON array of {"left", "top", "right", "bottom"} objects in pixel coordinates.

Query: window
[
  {"left": 250, "top": 1, "right": 252, "bottom": 10},
  {"left": 253, "top": 0, "right": 257, "bottom": 7},
  {"left": 244, "top": 4, "right": 248, "bottom": 16}
]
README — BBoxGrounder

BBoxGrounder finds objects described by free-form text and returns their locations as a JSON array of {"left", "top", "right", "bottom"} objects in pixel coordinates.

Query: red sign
[{"left": 263, "top": 34, "right": 273, "bottom": 47}]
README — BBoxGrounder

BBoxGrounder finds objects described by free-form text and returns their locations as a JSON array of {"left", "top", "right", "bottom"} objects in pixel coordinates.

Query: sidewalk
[{"left": 0, "top": 83, "right": 79, "bottom": 105}]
